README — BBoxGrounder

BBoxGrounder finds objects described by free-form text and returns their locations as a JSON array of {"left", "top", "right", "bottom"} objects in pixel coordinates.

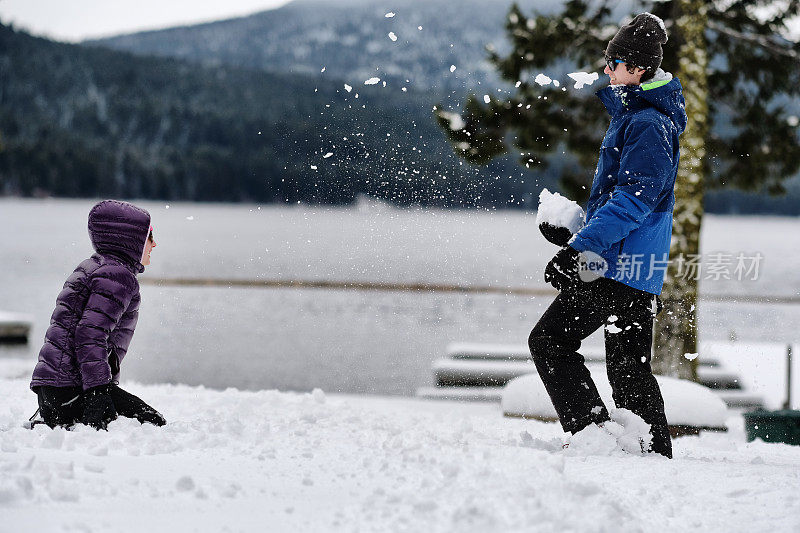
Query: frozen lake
[{"left": 1, "top": 198, "right": 798, "bottom": 394}]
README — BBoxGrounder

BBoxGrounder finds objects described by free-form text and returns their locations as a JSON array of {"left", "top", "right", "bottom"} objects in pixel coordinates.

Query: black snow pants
[
  {"left": 528, "top": 277, "right": 672, "bottom": 458},
  {"left": 34, "top": 384, "right": 166, "bottom": 429}
]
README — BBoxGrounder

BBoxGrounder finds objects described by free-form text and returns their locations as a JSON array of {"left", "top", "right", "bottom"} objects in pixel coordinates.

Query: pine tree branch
[{"left": 707, "top": 20, "right": 800, "bottom": 60}]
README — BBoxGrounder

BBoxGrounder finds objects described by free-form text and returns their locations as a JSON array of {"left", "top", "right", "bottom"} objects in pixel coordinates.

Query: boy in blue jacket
[{"left": 529, "top": 13, "right": 687, "bottom": 458}]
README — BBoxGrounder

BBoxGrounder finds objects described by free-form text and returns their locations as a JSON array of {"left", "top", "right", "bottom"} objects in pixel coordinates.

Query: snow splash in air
[{"left": 567, "top": 71, "right": 599, "bottom": 90}]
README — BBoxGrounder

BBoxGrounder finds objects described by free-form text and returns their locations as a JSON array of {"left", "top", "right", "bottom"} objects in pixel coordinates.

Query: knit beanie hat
[{"left": 605, "top": 13, "right": 668, "bottom": 72}]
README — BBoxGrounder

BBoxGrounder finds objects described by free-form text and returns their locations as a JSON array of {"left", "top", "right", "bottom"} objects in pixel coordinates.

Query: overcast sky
[
  {"left": 1, "top": 0, "right": 797, "bottom": 44},
  {"left": 0, "top": 0, "right": 292, "bottom": 42}
]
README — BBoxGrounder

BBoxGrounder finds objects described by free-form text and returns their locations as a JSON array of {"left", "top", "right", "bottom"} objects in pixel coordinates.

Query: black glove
[
  {"left": 82, "top": 384, "right": 117, "bottom": 430},
  {"left": 544, "top": 246, "right": 581, "bottom": 291},
  {"left": 539, "top": 222, "right": 574, "bottom": 247},
  {"left": 108, "top": 347, "right": 120, "bottom": 376}
]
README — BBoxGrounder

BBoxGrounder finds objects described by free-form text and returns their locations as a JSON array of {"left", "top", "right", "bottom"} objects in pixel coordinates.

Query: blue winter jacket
[{"left": 569, "top": 77, "right": 687, "bottom": 294}]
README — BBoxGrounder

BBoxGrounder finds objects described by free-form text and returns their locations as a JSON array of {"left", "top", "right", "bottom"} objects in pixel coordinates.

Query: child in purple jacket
[{"left": 30, "top": 200, "right": 165, "bottom": 430}]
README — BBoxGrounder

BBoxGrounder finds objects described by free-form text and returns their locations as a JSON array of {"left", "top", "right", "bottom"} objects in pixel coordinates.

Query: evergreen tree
[{"left": 436, "top": 0, "right": 800, "bottom": 378}]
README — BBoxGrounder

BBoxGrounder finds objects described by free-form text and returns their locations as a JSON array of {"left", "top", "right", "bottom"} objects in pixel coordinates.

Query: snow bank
[
  {"left": 535, "top": 188, "right": 585, "bottom": 234},
  {"left": 502, "top": 371, "right": 729, "bottom": 428},
  {"left": 1, "top": 368, "right": 799, "bottom": 532}
]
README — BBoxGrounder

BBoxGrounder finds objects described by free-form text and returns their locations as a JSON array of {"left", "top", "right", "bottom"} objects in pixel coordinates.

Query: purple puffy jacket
[{"left": 31, "top": 200, "right": 151, "bottom": 391}]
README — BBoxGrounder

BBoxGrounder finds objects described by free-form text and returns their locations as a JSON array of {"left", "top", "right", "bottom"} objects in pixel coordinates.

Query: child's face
[
  {"left": 141, "top": 233, "right": 156, "bottom": 266},
  {"left": 604, "top": 58, "right": 645, "bottom": 86}
]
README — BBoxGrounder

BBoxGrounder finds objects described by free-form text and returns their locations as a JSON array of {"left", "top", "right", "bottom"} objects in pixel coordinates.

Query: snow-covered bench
[
  {"left": 417, "top": 342, "right": 778, "bottom": 414},
  {"left": 0, "top": 311, "right": 31, "bottom": 344}
]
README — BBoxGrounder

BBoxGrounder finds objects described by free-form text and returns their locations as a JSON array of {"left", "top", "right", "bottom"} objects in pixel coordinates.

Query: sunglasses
[{"left": 606, "top": 58, "right": 625, "bottom": 71}]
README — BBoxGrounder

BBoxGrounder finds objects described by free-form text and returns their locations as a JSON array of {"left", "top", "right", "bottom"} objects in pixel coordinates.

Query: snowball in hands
[{"left": 536, "top": 188, "right": 585, "bottom": 246}]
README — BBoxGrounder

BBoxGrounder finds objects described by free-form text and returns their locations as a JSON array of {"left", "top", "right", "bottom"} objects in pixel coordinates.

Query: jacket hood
[
  {"left": 597, "top": 75, "right": 687, "bottom": 135},
  {"left": 88, "top": 200, "right": 151, "bottom": 273}
]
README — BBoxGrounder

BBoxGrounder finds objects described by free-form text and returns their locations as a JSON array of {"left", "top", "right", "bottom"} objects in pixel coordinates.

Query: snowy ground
[{"left": 2, "top": 363, "right": 799, "bottom": 533}]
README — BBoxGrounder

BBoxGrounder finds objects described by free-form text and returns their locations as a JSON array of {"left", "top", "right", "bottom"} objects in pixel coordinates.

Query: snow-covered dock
[
  {"left": 0, "top": 311, "right": 31, "bottom": 343},
  {"left": 1, "top": 360, "right": 799, "bottom": 533}
]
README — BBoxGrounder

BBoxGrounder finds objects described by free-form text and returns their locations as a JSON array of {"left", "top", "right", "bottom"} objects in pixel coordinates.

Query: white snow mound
[{"left": 502, "top": 371, "right": 729, "bottom": 428}]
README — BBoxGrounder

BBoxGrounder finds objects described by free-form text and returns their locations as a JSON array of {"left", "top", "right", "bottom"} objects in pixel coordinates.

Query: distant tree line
[{"left": 0, "top": 23, "right": 536, "bottom": 208}]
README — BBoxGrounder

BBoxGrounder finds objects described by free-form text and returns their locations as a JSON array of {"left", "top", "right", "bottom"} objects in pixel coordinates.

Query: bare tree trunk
[{"left": 652, "top": 0, "right": 709, "bottom": 380}]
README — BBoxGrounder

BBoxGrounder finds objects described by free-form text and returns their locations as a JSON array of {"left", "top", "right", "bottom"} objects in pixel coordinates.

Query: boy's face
[
  {"left": 604, "top": 60, "right": 646, "bottom": 86},
  {"left": 141, "top": 233, "right": 156, "bottom": 266}
]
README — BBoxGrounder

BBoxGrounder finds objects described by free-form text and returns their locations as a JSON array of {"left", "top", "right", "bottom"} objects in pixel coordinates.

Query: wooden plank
[{"left": 433, "top": 359, "right": 737, "bottom": 389}]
